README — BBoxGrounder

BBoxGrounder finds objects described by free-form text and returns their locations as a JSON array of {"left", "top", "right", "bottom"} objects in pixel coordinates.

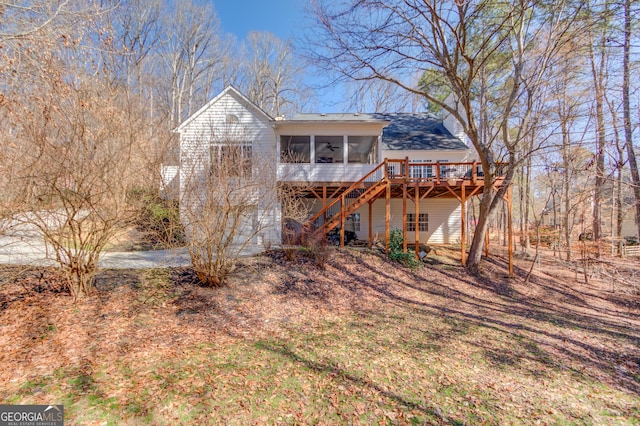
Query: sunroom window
[
  {"left": 348, "top": 136, "right": 377, "bottom": 164},
  {"left": 280, "top": 136, "right": 310, "bottom": 163},
  {"left": 315, "top": 136, "right": 343, "bottom": 163}
]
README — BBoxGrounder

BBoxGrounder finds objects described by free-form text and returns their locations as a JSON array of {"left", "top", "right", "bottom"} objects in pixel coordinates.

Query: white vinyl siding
[
  {"left": 347, "top": 213, "right": 360, "bottom": 232},
  {"left": 307, "top": 198, "right": 463, "bottom": 244},
  {"left": 364, "top": 198, "right": 461, "bottom": 244},
  {"left": 178, "top": 90, "right": 280, "bottom": 246}
]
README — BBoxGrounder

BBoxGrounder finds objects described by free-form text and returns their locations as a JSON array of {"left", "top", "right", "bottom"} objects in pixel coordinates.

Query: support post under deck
[
  {"left": 402, "top": 183, "right": 407, "bottom": 253},
  {"left": 415, "top": 185, "right": 420, "bottom": 259},
  {"left": 385, "top": 182, "right": 391, "bottom": 253},
  {"left": 340, "top": 194, "right": 345, "bottom": 248},
  {"left": 461, "top": 185, "right": 466, "bottom": 266},
  {"left": 368, "top": 201, "right": 373, "bottom": 248},
  {"left": 507, "top": 186, "right": 514, "bottom": 277}
]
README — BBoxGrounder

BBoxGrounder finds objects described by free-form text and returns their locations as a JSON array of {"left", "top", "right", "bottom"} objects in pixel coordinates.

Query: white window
[
  {"left": 347, "top": 213, "right": 360, "bottom": 232},
  {"left": 211, "top": 142, "right": 252, "bottom": 177},
  {"left": 407, "top": 213, "right": 428, "bottom": 232},
  {"left": 410, "top": 159, "right": 432, "bottom": 179}
]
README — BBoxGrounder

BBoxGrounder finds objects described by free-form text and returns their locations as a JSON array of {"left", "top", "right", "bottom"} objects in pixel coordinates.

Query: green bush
[
  {"left": 388, "top": 229, "right": 421, "bottom": 269},
  {"left": 132, "top": 189, "right": 184, "bottom": 247},
  {"left": 145, "top": 199, "right": 184, "bottom": 246}
]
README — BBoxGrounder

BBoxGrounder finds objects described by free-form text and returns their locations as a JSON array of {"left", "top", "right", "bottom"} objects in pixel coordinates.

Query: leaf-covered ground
[{"left": 0, "top": 247, "right": 639, "bottom": 424}]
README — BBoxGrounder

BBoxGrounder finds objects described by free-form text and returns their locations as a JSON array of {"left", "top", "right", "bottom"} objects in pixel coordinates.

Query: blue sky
[
  {"left": 214, "top": 0, "right": 344, "bottom": 111},
  {"left": 215, "top": 0, "right": 305, "bottom": 41}
]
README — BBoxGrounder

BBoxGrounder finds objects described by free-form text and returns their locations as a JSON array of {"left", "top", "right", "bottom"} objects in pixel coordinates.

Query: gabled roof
[
  {"left": 376, "top": 113, "right": 468, "bottom": 150},
  {"left": 176, "top": 87, "right": 467, "bottom": 151},
  {"left": 174, "top": 86, "right": 274, "bottom": 133}
]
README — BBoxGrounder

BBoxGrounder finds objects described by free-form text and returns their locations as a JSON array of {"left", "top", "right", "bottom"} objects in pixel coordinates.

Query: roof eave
[
  {"left": 274, "top": 119, "right": 391, "bottom": 126},
  {"left": 174, "top": 85, "right": 274, "bottom": 133}
]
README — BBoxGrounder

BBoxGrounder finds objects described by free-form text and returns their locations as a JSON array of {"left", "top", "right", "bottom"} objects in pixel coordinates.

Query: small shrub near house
[
  {"left": 281, "top": 219, "right": 304, "bottom": 261},
  {"left": 132, "top": 189, "right": 184, "bottom": 247},
  {"left": 303, "top": 231, "right": 333, "bottom": 269},
  {"left": 388, "top": 229, "right": 421, "bottom": 269}
]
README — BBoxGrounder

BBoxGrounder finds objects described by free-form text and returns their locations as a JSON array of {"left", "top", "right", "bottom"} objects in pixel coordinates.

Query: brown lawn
[{"left": 0, "top": 246, "right": 639, "bottom": 424}]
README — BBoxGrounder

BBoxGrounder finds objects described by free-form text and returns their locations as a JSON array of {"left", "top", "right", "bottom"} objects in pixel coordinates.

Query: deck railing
[
  {"left": 306, "top": 161, "right": 387, "bottom": 231},
  {"left": 387, "top": 159, "right": 507, "bottom": 184},
  {"left": 303, "top": 159, "right": 508, "bottom": 237}
]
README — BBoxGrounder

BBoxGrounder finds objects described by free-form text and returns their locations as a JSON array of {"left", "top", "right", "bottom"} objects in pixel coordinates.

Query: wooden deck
[
  {"left": 298, "top": 159, "right": 506, "bottom": 200},
  {"left": 298, "top": 158, "right": 511, "bottom": 270}
]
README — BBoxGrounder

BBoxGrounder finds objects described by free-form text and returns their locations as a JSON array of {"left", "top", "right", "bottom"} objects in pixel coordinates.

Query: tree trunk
[
  {"left": 616, "top": 164, "right": 623, "bottom": 239},
  {"left": 466, "top": 187, "right": 494, "bottom": 273},
  {"left": 622, "top": 0, "right": 640, "bottom": 238},
  {"left": 562, "top": 121, "right": 572, "bottom": 261},
  {"left": 552, "top": 191, "right": 558, "bottom": 257},
  {"left": 591, "top": 54, "right": 606, "bottom": 245},
  {"left": 588, "top": 5, "right": 609, "bottom": 248},
  {"left": 523, "top": 150, "right": 532, "bottom": 251}
]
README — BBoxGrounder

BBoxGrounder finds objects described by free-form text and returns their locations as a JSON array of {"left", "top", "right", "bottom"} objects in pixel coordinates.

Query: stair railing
[{"left": 306, "top": 161, "right": 388, "bottom": 232}]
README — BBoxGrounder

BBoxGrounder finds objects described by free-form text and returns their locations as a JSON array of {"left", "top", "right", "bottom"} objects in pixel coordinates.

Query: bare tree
[
  {"left": 545, "top": 36, "right": 592, "bottom": 260},
  {"left": 621, "top": 0, "right": 640, "bottom": 238},
  {"left": 603, "top": 86, "right": 628, "bottom": 249},
  {"left": 308, "top": 0, "right": 581, "bottom": 273},
  {"left": 0, "top": 0, "right": 74, "bottom": 40},
  {"left": 239, "top": 31, "right": 312, "bottom": 117},
  {"left": 348, "top": 79, "right": 424, "bottom": 113},
  {"left": 5, "top": 74, "right": 147, "bottom": 297},
  {"left": 539, "top": 146, "right": 595, "bottom": 261},
  {"left": 158, "top": 0, "right": 226, "bottom": 127},
  {"left": 98, "top": 0, "right": 162, "bottom": 104},
  {"left": 0, "top": 1, "right": 162, "bottom": 297},
  {"left": 586, "top": 0, "right": 613, "bottom": 247}
]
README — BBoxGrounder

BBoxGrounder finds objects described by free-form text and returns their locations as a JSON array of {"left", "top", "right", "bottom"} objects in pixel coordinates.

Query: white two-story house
[{"left": 173, "top": 86, "right": 503, "bottom": 258}]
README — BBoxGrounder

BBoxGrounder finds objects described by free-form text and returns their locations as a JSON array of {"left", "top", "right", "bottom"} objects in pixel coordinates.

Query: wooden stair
[{"left": 305, "top": 162, "right": 388, "bottom": 238}]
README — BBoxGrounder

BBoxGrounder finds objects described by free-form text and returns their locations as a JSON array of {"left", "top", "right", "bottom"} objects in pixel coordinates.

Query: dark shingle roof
[
  {"left": 376, "top": 113, "right": 467, "bottom": 150},
  {"left": 287, "top": 112, "right": 467, "bottom": 151}
]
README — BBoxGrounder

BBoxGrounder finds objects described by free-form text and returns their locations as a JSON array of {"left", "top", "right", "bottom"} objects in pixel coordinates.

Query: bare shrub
[
  {"left": 303, "top": 231, "right": 333, "bottom": 269},
  {"left": 1, "top": 37, "right": 155, "bottom": 297},
  {"left": 131, "top": 188, "right": 185, "bottom": 248},
  {"left": 7, "top": 81, "right": 150, "bottom": 296},
  {"left": 180, "top": 122, "right": 310, "bottom": 287}
]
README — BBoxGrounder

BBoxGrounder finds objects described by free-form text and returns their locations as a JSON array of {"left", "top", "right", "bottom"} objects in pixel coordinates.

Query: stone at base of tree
[
  {"left": 419, "top": 244, "right": 433, "bottom": 256},
  {"left": 413, "top": 244, "right": 434, "bottom": 260}
]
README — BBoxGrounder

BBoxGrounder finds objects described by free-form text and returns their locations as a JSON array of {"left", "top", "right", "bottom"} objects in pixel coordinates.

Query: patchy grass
[{"left": 0, "top": 248, "right": 639, "bottom": 424}]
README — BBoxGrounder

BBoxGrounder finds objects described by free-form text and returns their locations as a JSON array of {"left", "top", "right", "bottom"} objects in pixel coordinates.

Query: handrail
[
  {"left": 305, "top": 161, "right": 387, "bottom": 227},
  {"left": 400, "top": 161, "right": 509, "bottom": 183},
  {"left": 304, "top": 160, "right": 509, "bottom": 233}
]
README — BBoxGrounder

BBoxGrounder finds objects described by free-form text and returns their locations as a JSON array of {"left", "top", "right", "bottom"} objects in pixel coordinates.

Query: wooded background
[{"left": 0, "top": 0, "right": 638, "bottom": 290}]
